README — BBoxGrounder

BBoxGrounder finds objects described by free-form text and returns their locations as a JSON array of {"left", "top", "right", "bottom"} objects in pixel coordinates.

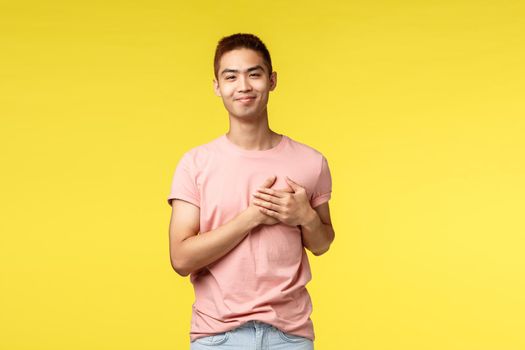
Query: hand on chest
[{"left": 199, "top": 159, "right": 318, "bottom": 217}]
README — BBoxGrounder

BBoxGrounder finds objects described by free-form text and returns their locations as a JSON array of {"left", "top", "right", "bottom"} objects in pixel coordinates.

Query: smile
[{"left": 237, "top": 97, "right": 256, "bottom": 103}]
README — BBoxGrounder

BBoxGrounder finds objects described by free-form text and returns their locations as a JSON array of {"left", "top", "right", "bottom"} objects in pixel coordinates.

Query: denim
[{"left": 189, "top": 320, "right": 314, "bottom": 350}]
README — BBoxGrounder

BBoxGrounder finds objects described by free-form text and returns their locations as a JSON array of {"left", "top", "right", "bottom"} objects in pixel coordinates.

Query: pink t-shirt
[{"left": 167, "top": 133, "right": 332, "bottom": 342}]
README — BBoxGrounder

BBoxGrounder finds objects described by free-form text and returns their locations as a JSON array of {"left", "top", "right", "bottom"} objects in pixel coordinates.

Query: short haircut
[{"left": 213, "top": 33, "right": 273, "bottom": 80}]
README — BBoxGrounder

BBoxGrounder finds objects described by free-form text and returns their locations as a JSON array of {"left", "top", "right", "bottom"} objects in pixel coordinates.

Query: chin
[{"left": 231, "top": 111, "right": 257, "bottom": 119}]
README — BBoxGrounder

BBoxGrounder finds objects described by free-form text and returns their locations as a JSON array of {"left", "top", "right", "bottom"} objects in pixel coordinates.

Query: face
[{"left": 213, "top": 48, "right": 277, "bottom": 120}]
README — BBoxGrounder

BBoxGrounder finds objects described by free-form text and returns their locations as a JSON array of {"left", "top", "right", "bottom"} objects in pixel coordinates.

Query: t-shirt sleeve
[
  {"left": 166, "top": 152, "right": 200, "bottom": 208},
  {"left": 310, "top": 155, "right": 332, "bottom": 208}
]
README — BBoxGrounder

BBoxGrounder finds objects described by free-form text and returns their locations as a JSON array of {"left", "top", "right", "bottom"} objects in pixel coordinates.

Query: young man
[{"left": 167, "top": 33, "right": 334, "bottom": 349}]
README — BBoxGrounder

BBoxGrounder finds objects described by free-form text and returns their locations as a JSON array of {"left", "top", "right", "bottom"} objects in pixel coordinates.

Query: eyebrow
[{"left": 220, "top": 65, "right": 264, "bottom": 76}]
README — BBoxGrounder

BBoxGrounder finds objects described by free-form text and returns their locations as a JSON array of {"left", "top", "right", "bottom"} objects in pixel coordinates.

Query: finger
[
  {"left": 257, "top": 206, "right": 283, "bottom": 221},
  {"left": 261, "top": 175, "right": 277, "bottom": 189},
  {"left": 256, "top": 187, "right": 287, "bottom": 198},
  {"left": 282, "top": 185, "right": 295, "bottom": 193},
  {"left": 253, "top": 199, "right": 284, "bottom": 214},
  {"left": 253, "top": 191, "right": 285, "bottom": 204},
  {"left": 285, "top": 177, "right": 306, "bottom": 193}
]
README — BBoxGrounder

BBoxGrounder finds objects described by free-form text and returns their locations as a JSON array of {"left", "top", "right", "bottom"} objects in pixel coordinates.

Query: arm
[
  {"left": 168, "top": 199, "right": 261, "bottom": 277},
  {"left": 169, "top": 175, "right": 279, "bottom": 276},
  {"left": 300, "top": 202, "right": 335, "bottom": 256}
]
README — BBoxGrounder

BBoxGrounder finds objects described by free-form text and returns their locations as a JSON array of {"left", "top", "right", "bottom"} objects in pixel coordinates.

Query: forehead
[{"left": 219, "top": 48, "right": 265, "bottom": 71}]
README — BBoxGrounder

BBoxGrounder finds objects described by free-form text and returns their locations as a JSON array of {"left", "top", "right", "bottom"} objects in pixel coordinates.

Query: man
[{"left": 167, "top": 33, "right": 334, "bottom": 349}]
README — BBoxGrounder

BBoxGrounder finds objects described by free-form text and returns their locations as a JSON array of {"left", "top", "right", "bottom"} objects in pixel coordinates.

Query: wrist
[
  {"left": 245, "top": 206, "right": 262, "bottom": 228},
  {"left": 301, "top": 208, "right": 320, "bottom": 229}
]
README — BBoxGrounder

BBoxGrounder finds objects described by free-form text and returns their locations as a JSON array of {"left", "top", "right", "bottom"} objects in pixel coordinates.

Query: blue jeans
[{"left": 190, "top": 320, "right": 314, "bottom": 350}]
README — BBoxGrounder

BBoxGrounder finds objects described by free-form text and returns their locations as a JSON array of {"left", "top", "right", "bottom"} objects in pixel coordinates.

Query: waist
[{"left": 236, "top": 320, "right": 275, "bottom": 330}]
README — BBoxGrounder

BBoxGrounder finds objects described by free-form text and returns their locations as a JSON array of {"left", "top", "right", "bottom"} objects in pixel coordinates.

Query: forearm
[
  {"left": 300, "top": 208, "right": 334, "bottom": 256},
  {"left": 178, "top": 209, "right": 259, "bottom": 276}
]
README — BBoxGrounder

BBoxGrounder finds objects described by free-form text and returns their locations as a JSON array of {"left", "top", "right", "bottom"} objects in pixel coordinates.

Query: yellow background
[{"left": 1, "top": 1, "right": 524, "bottom": 349}]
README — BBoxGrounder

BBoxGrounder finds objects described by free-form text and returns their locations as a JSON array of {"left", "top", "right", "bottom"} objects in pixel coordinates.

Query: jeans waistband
[{"left": 237, "top": 320, "right": 274, "bottom": 330}]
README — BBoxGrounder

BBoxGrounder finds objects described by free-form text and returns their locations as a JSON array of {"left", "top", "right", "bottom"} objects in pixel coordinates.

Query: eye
[
  {"left": 250, "top": 73, "right": 261, "bottom": 77},
  {"left": 226, "top": 76, "right": 234, "bottom": 80}
]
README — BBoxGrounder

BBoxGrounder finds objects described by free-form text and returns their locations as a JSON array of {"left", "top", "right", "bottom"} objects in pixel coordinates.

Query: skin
[{"left": 169, "top": 48, "right": 335, "bottom": 277}]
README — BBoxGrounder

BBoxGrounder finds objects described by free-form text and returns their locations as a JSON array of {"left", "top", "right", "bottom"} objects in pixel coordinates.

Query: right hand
[{"left": 248, "top": 175, "right": 280, "bottom": 226}]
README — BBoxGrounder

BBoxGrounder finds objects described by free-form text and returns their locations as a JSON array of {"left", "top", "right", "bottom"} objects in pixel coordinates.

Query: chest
[{"left": 197, "top": 156, "right": 318, "bottom": 222}]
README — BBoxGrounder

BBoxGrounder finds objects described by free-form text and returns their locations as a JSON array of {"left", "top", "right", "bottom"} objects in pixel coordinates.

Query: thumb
[
  {"left": 261, "top": 175, "right": 277, "bottom": 188},
  {"left": 285, "top": 176, "right": 301, "bottom": 191}
]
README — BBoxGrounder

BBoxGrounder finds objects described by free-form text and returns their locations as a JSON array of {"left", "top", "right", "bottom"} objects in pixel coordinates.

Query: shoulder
[
  {"left": 285, "top": 134, "right": 327, "bottom": 165},
  {"left": 179, "top": 136, "right": 220, "bottom": 170}
]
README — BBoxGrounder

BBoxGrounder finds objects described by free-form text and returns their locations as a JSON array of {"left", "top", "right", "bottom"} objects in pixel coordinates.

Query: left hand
[{"left": 252, "top": 176, "right": 315, "bottom": 227}]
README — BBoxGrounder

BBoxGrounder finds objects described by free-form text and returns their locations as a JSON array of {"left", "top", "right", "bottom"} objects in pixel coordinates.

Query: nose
[{"left": 238, "top": 74, "right": 252, "bottom": 92}]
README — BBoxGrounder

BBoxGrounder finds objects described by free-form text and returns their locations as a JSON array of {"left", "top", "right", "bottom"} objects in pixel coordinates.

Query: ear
[
  {"left": 213, "top": 79, "right": 221, "bottom": 97},
  {"left": 269, "top": 71, "right": 277, "bottom": 91}
]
